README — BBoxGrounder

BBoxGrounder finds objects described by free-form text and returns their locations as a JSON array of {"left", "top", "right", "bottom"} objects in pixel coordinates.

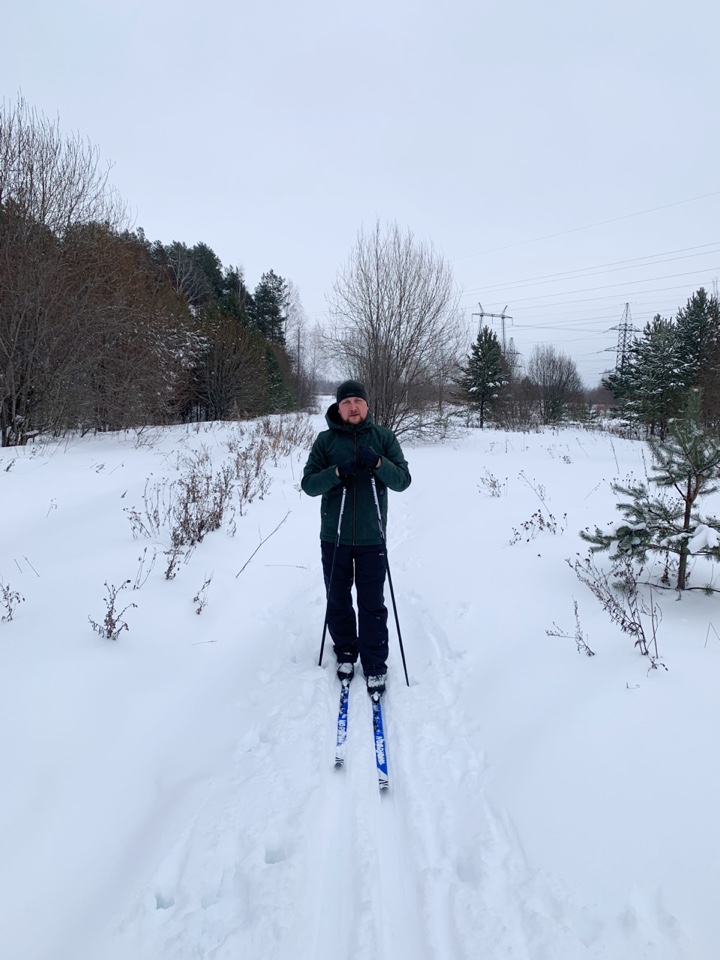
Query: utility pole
[{"left": 471, "top": 303, "right": 513, "bottom": 352}]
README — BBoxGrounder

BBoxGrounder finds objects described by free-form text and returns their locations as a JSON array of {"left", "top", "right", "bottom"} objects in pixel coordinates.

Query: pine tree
[
  {"left": 190, "top": 242, "right": 226, "bottom": 301},
  {"left": 264, "top": 344, "right": 295, "bottom": 412},
  {"left": 249, "top": 270, "right": 288, "bottom": 344},
  {"left": 604, "top": 290, "right": 720, "bottom": 436},
  {"left": 457, "top": 326, "right": 507, "bottom": 428},
  {"left": 675, "top": 288, "right": 720, "bottom": 392},
  {"left": 581, "top": 390, "right": 720, "bottom": 589},
  {"left": 622, "top": 316, "right": 685, "bottom": 437},
  {"left": 218, "top": 265, "right": 251, "bottom": 324}
]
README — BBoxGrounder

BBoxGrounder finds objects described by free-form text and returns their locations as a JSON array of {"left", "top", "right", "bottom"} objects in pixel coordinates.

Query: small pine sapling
[{"left": 581, "top": 390, "right": 720, "bottom": 590}]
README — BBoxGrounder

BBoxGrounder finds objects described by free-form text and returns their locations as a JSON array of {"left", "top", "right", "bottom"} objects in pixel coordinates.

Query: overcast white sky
[{"left": 4, "top": 0, "right": 720, "bottom": 386}]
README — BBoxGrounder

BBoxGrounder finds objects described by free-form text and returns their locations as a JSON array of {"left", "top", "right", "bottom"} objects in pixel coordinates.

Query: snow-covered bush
[
  {"left": 125, "top": 448, "right": 235, "bottom": 546},
  {"left": 569, "top": 556, "right": 663, "bottom": 665},
  {"left": 125, "top": 417, "right": 312, "bottom": 580},
  {"left": 172, "top": 448, "right": 234, "bottom": 545}
]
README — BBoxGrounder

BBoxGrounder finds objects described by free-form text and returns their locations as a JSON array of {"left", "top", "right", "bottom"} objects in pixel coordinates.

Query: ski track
[
  {"left": 105, "top": 612, "right": 538, "bottom": 958},
  {"left": 102, "top": 582, "right": 482, "bottom": 959},
  {"left": 95, "top": 456, "right": 693, "bottom": 960}
]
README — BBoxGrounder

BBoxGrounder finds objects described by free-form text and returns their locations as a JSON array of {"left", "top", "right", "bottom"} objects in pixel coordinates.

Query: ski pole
[
  {"left": 318, "top": 484, "right": 347, "bottom": 667},
  {"left": 370, "top": 475, "right": 410, "bottom": 687}
]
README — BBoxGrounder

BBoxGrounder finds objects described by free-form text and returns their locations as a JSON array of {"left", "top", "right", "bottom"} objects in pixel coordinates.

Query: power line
[
  {"left": 504, "top": 299, "right": 699, "bottom": 324},
  {"left": 463, "top": 283, "right": 715, "bottom": 368},
  {"left": 465, "top": 242, "right": 720, "bottom": 295},
  {"left": 463, "top": 267, "right": 719, "bottom": 308},
  {"left": 452, "top": 189, "right": 720, "bottom": 262},
  {"left": 460, "top": 281, "right": 714, "bottom": 312},
  {"left": 508, "top": 305, "right": 678, "bottom": 328}
]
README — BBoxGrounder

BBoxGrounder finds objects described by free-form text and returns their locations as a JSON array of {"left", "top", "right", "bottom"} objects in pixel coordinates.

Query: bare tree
[
  {"left": 0, "top": 95, "right": 124, "bottom": 233},
  {"left": 283, "top": 280, "right": 314, "bottom": 407},
  {"left": 61, "top": 225, "right": 194, "bottom": 432},
  {"left": 526, "top": 344, "right": 585, "bottom": 424},
  {"left": 325, "top": 221, "right": 463, "bottom": 435},
  {"left": 0, "top": 95, "right": 125, "bottom": 445}
]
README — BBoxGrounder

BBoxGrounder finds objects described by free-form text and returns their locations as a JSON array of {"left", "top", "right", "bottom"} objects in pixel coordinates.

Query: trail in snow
[
  {"left": 93, "top": 539, "right": 544, "bottom": 960},
  {"left": 2, "top": 419, "right": 709, "bottom": 959},
  {"left": 90, "top": 432, "right": 691, "bottom": 959},
  {"left": 97, "top": 548, "right": 568, "bottom": 960}
]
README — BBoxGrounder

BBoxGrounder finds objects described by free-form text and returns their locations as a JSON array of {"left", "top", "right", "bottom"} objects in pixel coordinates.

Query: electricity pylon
[
  {"left": 608, "top": 303, "right": 637, "bottom": 373},
  {"left": 471, "top": 303, "right": 513, "bottom": 352}
]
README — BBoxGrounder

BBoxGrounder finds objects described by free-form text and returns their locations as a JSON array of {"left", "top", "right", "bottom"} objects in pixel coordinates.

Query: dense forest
[{"left": 0, "top": 98, "right": 311, "bottom": 447}]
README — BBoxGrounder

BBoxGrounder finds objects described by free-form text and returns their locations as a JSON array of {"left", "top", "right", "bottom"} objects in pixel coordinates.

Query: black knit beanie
[{"left": 336, "top": 379, "right": 369, "bottom": 405}]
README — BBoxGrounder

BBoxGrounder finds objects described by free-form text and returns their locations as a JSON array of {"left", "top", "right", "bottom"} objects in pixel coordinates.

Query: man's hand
[
  {"left": 336, "top": 459, "right": 357, "bottom": 481},
  {"left": 358, "top": 445, "right": 381, "bottom": 469}
]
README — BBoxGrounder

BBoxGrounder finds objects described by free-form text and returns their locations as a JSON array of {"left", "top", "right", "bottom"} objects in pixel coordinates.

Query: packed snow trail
[
  {"left": 94, "top": 576, "right": 630, "bottom": 960},
  {"left": 87, "top": 555, "right": 562, "bottom": 960},
  {"left": 1, "top": 420, "right": 709, "bottom": 959}
]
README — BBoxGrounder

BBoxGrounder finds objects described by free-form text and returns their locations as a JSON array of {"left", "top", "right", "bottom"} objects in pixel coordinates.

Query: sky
[{"left": 4, "top": 0, "right": 720, "bottom": 386}]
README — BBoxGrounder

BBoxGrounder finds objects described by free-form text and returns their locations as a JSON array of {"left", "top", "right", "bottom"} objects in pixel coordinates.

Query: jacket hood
[{"left": 326, "top": 402, "right": 375, "bottom": 432}]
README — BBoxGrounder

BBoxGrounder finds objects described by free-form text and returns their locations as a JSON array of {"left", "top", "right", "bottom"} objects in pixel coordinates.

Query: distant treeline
[{"left": 0, "top": 96, "right": 310, "bottom": 447}]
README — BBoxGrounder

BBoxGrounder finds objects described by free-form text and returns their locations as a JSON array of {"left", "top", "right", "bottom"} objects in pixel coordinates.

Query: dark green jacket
[{"left": 301, "top": 405, "right": 411, "bottom": 545}]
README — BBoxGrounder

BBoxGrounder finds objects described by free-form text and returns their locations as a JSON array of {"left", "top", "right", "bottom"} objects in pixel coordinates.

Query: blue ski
[
  {"left": 335, "top": 680, "right": 350, "bottom": 766},
  {"left": 372, "top": 694, "right": 389, "bottom": 790}
]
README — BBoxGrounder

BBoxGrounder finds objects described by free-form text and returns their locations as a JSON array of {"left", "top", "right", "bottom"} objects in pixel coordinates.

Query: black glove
[
  {"left": 358, "top": 445, "right": 380, "bottom": 469},
  {"left": 336, "top": 458, "right": 357, "bottom": 481}
]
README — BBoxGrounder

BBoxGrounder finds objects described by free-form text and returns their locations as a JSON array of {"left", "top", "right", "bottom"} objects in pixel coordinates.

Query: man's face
[{"left": 338, "top": 396, "right": 368, "bottom": 424}]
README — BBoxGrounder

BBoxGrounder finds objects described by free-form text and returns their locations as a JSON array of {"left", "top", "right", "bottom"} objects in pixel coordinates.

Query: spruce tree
[{"left": 457, "top": 326, "right": 507, "bottom": 427}]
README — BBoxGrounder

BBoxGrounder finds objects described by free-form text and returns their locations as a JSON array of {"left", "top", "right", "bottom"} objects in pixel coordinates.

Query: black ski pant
[{"left": 321, "top": 541, "right": 389, "bottom": 676}]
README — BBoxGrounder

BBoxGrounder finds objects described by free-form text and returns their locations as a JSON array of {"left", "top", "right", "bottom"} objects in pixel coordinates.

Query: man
[{"left": 302, "top": 380, "right": 411, "bottom": 696}]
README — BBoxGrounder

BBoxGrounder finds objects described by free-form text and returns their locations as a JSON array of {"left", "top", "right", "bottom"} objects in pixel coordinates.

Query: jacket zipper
[{"left": 352, "top": 433, "right": 357, "bottom": 544}]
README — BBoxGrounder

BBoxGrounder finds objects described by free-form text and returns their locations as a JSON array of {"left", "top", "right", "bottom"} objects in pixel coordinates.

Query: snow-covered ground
[{"left": 1, "top": 408, "right": 719, "bottom": 960}]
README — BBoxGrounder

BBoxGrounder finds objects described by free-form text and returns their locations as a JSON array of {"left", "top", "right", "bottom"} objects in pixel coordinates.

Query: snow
[
  {"left": 1, "top": 412, "right": 719, "bottom": 960},
  {"left": 688, "top": 523, "right": 720, "bottom": 554}
]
